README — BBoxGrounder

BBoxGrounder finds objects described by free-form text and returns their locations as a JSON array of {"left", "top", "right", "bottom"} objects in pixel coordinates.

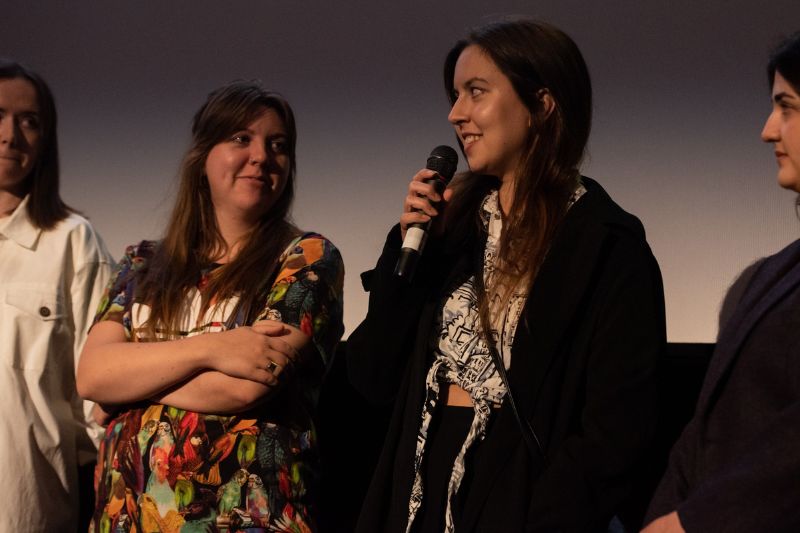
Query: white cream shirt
[{"left": 0, "top": 195, "right": 113, "bottom": 532}]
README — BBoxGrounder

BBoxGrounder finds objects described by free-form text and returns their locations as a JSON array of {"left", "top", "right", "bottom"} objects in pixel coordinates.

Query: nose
[
  {"left": 761, "top": 109, "right": 780, "bottom": 143},
  {"left": 0, "top": 116, "right": 18, "bottom": 147},
  {"left": 448, "top": 95, "right": 467, "bottom": 126},
  {"left": 248, "top": 141, "right": 268, "bottom": 166}
]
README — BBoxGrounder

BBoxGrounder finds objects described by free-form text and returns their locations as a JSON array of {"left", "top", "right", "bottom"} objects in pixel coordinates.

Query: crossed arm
[{"left": 77, "top": 318, "right": 311, "bottom": 416}]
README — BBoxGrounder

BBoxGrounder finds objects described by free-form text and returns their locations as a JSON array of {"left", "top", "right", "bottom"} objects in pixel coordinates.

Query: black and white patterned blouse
[{"left": 405, "top": 185, "right": 586, "bottom": 532}]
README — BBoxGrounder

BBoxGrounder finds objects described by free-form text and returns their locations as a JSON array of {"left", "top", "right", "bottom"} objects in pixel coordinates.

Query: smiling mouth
[{"left": 462, "top": 134, "right": 481, "bottom": 145}]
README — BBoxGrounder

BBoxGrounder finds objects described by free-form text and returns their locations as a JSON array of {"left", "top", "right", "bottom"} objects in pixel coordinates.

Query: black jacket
[
  {"left": 348, "top": 178, "right": 666, "bottom": 532},
  {"left": 646, "top": 238, "right": 800, "bottom": 532}
]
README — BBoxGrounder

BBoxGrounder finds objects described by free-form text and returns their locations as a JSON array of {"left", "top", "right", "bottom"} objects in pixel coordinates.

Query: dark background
[{"left": 4, "top": 1, "right": 800, "bottom": 342}]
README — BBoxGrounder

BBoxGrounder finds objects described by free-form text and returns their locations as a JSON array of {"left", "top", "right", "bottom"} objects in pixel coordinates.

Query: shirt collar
[
  {"left": 478, "top": 182, "right": 589, "bottom": 230},
  {"left": 0, "top": 195, "right": 42, "bottom": 250},
  {"left": 479, "top": 189, "right": 501, "bottom": 230}
]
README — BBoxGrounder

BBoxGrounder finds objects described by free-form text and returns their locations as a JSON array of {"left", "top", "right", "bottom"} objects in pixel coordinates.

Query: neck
[
  {"left": 214, "top": 211, "right": 257, "bottom": 263},
  {"left": 0, "top": 190, "right": 24, "bottom": 219},
  {"left": 498, "top": 177, "right": 515, "bottom": 216}
]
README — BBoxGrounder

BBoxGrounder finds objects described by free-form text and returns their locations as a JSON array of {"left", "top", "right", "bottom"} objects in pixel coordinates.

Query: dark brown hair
[
  {"left": 443, "top": 20, "right": 592, "bottom": 322},
  {"left": 768, "top": 31, "right": 800, "bottom": 92},
  {"left": 136, "top": 81, "right": 300, "bottom": 338},
  {"left": 0, "top": 59, "right": 73, "bottom": 229}
]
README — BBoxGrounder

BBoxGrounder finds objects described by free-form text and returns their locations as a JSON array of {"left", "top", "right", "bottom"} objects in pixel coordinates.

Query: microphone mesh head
[{"left": 426, "top": 145, "right": 458, "bottom": 183}]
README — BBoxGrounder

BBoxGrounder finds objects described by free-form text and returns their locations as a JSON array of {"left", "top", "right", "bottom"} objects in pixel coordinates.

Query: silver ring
[{"left": 266, "top": 360, "right": 280, "bottom": 374}]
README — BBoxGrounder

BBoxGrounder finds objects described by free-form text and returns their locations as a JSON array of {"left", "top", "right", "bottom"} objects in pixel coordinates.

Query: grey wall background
[{"left": 4, "top": 1, "right": 799, "bottom": 341}]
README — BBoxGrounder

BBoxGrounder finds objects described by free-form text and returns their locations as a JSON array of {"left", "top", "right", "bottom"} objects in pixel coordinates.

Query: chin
[{"left": 778, "top": 172, "right": 800, "bottom": 193}]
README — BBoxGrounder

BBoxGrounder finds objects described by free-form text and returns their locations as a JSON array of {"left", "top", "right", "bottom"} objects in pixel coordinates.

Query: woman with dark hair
[
  {"left": 76, "top": 81, "right": 344, "bottom": 531},
  {"left": 0, "top": 60, "right": 113, "bottom": 531},
  {"left": 643, "top": 31, "right": 800, "bottom": 533},
  {"left": 348, "top": 19, "right": 665, "bottom": 532}
]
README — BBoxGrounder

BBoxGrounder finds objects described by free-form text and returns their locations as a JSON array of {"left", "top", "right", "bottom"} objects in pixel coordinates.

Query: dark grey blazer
[
  {"left": 646, "top": 239, "right": 800, "bottom": 532},
  {"left": 348, "top": 178, "right": 666, "bottom": 532}
]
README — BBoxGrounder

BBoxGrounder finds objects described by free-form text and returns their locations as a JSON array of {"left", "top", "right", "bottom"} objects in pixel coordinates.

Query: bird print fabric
[{"left": 88, "top": 234, "right": 344, "bottom": 532}]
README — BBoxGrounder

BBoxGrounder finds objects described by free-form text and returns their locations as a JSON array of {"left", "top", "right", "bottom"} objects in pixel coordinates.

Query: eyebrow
[
  {"left": 459, "top": 76, "right": 490, "bottom": 87},
  {"left": 0, "top": 106, "right": 39, "bottom": 115},
  {"left": 774, "top": 92, "right": 798, "bottom": 103}
]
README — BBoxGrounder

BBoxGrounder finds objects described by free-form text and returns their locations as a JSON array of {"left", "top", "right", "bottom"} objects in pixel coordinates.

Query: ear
[{"left": 537, "top": 88, "right": 556, "bottom": 119}]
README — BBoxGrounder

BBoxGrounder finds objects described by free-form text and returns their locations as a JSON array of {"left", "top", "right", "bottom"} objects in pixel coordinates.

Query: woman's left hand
[{"left": 251, "top": 319, "right": 310, "bottom": 374}]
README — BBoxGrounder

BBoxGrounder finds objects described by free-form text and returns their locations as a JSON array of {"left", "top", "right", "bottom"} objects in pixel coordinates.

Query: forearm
[
  {"left": 644, "top": 419, "right": 698, "bottom": 524},
  {"left": 153, "top": 370, "right": 272, "bottom": 414},
  {"left": 153, "top": 322, "right": 313, "bottom": 414},
  {"left": 674, "top": 405, "right": 800, "bottom": 533},
  {"left": 77, "top": 324, "right": 211, "bottom": 404}
]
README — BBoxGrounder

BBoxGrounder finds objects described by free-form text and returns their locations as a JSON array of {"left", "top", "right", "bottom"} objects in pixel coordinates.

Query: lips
[
  {"left": 237, "top": 175, "right": 265, "bottom": 182},
  {"left": 461, "top": 133, "right": 481, "bottom": 146}
]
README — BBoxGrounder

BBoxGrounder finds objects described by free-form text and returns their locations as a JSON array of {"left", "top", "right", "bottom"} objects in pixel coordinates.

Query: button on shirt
[{"left": 0, "top": 195, "right": 113, "bottom": 532}]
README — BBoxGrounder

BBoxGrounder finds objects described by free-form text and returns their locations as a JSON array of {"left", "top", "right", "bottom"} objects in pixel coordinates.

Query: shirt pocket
[{"left": 3, "top": 284, "right": 69, "bottom": 371}]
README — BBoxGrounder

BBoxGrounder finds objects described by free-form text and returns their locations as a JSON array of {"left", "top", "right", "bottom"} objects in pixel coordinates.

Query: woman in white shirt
[{"left": 0, "top": 59, "right": 113, "bottom": 531}]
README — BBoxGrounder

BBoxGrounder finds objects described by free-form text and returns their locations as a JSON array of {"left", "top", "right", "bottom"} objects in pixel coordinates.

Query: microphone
[{"left": 394, "top": 145, "right": 458, "bottom": 281}]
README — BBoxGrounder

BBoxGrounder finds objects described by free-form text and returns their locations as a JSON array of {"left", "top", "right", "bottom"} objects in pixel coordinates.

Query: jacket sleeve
[
  {"left": 644, "top": 416, "right": 699, "bottom": 523},
  {"left": 527, "top": 234, "right": 666, "bottom": 531},
  {"left": 673, "top": 401, "right": 800, "bottom": 532},
  {"left": 346, "top": 224, "right": 443, "bottom": 405}
]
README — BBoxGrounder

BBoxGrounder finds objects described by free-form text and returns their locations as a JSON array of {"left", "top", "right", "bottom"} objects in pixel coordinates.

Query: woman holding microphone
[{"left": 348, "top": 19, "right": 665, "bottom": 533}]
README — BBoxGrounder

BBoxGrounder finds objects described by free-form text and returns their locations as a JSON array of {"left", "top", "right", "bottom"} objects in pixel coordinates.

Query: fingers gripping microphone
[{"left": 394, "top": 145, "right": 458, "bottom": 281}]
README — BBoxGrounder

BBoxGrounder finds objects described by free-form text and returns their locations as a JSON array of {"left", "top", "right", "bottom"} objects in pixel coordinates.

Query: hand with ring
[
  {"left": 265, "top": 359, "right": 283, "bottom": 376},
  {"left": 203, "top": 323, "right": 294, "bottom": 386}
]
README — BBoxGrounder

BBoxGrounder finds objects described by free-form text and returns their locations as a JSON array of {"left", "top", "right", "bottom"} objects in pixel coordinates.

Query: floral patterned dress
[{"left": 89, "top": 233, "right": 344, "bottom": 533}]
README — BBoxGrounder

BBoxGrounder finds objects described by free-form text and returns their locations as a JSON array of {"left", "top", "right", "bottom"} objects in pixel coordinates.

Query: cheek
[
  {"left": 21, "top": 136, "right": 42, "bottom": 171},
  {"left": 788, "top": 123, "right": 800, "bottom": 152},
  {"left": 272, "top": 156, "right": 291, "bottom": 186},
  {"left": 786, "top": 125, "right": 800, "bottom": 168},
  {"left": 492, "top": 103, "right": 529, "bottom": 149},
  {"left": 205, "top": 149, "right": 238, "bottom": 182},
  {"left": 473, "top": 104, "right": 493, "bottom": 130}
]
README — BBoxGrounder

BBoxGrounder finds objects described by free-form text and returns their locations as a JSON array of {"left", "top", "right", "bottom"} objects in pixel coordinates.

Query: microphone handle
[
  {"left": 393, "top": 221, "right": 431, "bottom": 280},
  {"left": 393, "top": 177, "right": 444, "bottom": 281}
]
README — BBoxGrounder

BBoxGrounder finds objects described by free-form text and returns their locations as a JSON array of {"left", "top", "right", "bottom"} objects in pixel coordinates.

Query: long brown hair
[
  {"left": 0, "top": 59, "right": 73, "bottom": 229},
  {"left": 443, "top": 20, "right": 592, "bottom": 325},
  {"left": 136, "top": 81, "right": 300, "bottom": 338}
]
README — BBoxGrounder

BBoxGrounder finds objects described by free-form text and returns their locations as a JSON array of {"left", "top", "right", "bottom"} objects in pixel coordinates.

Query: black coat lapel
[{"left": 696, "top": 239, "right": 800, "bottom": 414}]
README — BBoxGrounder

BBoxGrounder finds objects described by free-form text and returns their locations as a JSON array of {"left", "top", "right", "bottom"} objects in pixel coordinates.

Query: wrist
[{"left": 184, "top": 333, "right": 215, "bottom": 371}]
